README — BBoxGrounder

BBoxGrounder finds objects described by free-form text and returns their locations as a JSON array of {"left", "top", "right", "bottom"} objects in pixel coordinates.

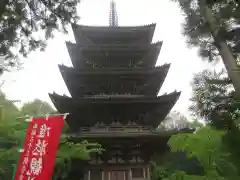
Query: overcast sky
[{"left": 1, "top": 0, "right": 220, "bottom": 118}]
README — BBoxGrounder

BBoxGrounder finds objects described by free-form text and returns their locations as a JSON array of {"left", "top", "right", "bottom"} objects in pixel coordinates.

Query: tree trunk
[
  {"left": 217, "top": 41, "right": 240, "bottom": 97},
  {"left": 199, "top": 1, "right": 240, "bottom": 98}
]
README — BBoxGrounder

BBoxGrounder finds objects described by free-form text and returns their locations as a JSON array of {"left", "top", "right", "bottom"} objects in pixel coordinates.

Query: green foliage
[
  {"left": 166, "top": 126, "right": 239, "bottom": 180},
  {"left": 0, "top": 0, "right": 80, "bottom": 71},
  {"left": 0, "top": 92, "right": 21, "bottom": 122},
  {"left": 57, "top": 140, "right": 102, "bottom": 161},
  {"left": 54, "top": 140, "right": 103, "bottom": 179},
  {"left": 0, "top": 118, "right": 29, "bottom": 179},
  {"left": 152, "top": 166, "right": 175, "bottom": 180},
  {"left": 152, "top": 166, "right": 206, "bottom": 180},
  {"left": 221, "top": 116, "right": 240, "bottom": 178},
  {"left": 169, "top": 127, "right": 224, "bottom": 167},
  {"left": 152, "top": 152, "right": 204, "bottom": 180},
  {"left": 0, "top": 148, "right": 17, "bottom": 179},
  {"left": 153, "top": 125, "right": 240, "bottom": 180}
]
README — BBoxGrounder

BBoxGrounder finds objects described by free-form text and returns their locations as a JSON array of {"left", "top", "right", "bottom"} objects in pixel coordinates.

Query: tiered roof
[{"left": 49, "top": 22, "right": 180, "bottom": 133}]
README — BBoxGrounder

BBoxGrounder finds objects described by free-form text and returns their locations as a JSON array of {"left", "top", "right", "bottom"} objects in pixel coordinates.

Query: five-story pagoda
[{"left": 50, "top": 1, "right": 184, "bottom": 180}]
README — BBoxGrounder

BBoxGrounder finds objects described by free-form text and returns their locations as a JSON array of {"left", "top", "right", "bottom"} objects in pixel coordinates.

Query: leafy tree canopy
[
  {"left": 169, "top": 126, "right": 239, "bottom": 179},
  {"left": 153, "top": 126, "right": 240, "bottom": 180},
  {"left": 0, "top": 0, "right": 80, "bottom": 71},
  {"left": 0, "top": 91, "right": 21, "bottom": 122}
]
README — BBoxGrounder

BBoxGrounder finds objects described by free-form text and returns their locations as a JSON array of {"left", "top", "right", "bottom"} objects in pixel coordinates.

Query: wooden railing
[
  {"left": 84, "top": 94, "right": 144, "bottom": 98},
  {"left": 80, "top": 126, "right": 153, "bottom": 134}
]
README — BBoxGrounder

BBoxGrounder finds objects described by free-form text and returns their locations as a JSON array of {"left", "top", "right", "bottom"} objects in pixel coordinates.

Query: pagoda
[{"left": 50, "top": 1, "right": 186, "bottom": 180}]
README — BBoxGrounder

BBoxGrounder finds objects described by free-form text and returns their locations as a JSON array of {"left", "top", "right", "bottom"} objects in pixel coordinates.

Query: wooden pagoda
[{"left": 49, "top": 1, "right": 188, "bottom": 180}]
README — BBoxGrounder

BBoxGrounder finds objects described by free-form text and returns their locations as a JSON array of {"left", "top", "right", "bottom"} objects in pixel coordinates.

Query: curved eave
[
  {"left": 69, "top": 128, "right": 193, "bottom": 141},
  {"left": 49, "top": 91, "right": 181, "bottom": 128},
  {"left": 71, "top": 23, "right": 156, "bottom": 45},
  {"left": 155, "top": 64, "right": 170, "bottom": 94},
  {"left": 59, "top": 63, "right": 169, "bottom": 75},
  {"left": 66, "top": 41, "right": 162, "bottom": 51},
  {"left": 72, "top": 23, "right": 156, "bottom": 40},
  {"left": 49, "top": 91, "right": 180, "bottom": 107}
]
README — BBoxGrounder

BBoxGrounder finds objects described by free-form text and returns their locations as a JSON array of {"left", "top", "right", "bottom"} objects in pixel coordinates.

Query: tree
[
  {"left": 0, "top": 0, "right": 80, "bottom": 72},
  {"left": 173, "top": 0, "right": 240, "bottom": 96},
  {"left": 153, "top": 114, "right": 204, "bottom": 180},
  {"left": 189, "top": 69, "right": 237, "bottom": 128},
  {"left": 188, "top": 68, "right": 240, "bottom": 177},
  {"left": 0, "top": 92, "right": 21, "bottom": 121},
  {"left": 168, "top": 126, "right": 239, "bottom": 180},
  {"left": 153, "top": 126, "right": 239, "bottom": 180},
  {"left": 21, "top": 99, "right": 56, "bottom": 116}
]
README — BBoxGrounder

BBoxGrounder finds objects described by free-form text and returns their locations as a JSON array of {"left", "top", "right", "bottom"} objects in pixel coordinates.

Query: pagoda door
[{"left": 110, "top": 170, "right": 126, "bottom": 180}]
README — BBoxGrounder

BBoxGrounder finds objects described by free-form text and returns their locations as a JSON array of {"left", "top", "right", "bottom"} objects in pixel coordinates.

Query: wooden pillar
[
  {"left": 143, "top": 168, "right": 146, "bottom": 178},
  {"left": 101, "top": 171, "right": 104, "bottom": 180},
  {"left": 88, "top": 170, "right": 91, "bottom": 180},
  {"left": 147, "top": 167, "right": 150, "bottom": 179},
  {"left": 129, "top": 168, "right": 132, "bottom": 180},
  {"left": 108, "top": 172, "right": 110, "bottom": 180}
]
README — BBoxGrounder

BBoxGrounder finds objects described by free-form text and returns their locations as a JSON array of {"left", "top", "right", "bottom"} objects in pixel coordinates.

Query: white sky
[{"left": 1, "top": 0, "right": 221, "bottom": 118}]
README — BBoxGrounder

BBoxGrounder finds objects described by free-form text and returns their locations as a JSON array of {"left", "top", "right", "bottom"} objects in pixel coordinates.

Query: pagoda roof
[
  {"left": 49, "top": 91, "right": 180, "bottom": 129},
  {"left": 71, "top": 23, "right": 156, "bottom": 45},
  {"left": 68, "top": 129, "right": 194, "bottom": 159},
  {"left": 50, "top": 91, "right": 180, "bottom": 105},
  {"left": 66, "top": 41, "right": 162, "bottom": 50},
  {"left": 69, "top": 129, "right": 193, "bottom": 141},
  {"left": 59, "top": 64, "right": 170, "bottom": 97},
  {"left": 59, "top": 63, "right": 169, "bottom": 75},
  {"left": 68, "top": 128, "right": 194, "bottom": 168},
  {"left": 66, "top": 41, "right": 162, "bottom": 68}
]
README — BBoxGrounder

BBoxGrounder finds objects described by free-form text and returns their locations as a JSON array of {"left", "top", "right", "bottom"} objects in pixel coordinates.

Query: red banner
[{"left": 15, "top": 116, "right": 65, "bottom": 180}]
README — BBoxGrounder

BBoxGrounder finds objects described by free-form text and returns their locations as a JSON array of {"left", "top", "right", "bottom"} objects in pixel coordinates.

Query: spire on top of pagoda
[{"left": 109, "top": 0, "right": 118, "bottom": 26}]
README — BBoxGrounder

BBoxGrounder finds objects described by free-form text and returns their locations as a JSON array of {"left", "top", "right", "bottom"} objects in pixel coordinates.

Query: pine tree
[{"left": 189, "top": 69, "right": 238, "bottom": 128}]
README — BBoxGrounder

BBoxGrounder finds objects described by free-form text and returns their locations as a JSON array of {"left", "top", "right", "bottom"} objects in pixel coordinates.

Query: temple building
[{"left": 49, "top": 1, "right": 189, "bottom": 180}]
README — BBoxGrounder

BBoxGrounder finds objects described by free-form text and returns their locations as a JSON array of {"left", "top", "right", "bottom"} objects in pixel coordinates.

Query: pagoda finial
[{"left": 109, "top": 0, "right": 118, "bottom": 26}]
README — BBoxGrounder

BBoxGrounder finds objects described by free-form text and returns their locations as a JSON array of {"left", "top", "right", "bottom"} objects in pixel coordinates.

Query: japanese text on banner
[{"left": 15, "top": 116, "right": 65, "bottom": 180}]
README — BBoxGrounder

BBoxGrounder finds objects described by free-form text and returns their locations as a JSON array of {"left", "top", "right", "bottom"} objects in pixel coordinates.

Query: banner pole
[{"left": 17, "top": 113, "right": 69, "bottom": 120}]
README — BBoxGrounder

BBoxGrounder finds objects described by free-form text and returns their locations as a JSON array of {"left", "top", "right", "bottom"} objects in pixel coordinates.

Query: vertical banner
[{"left": 15, "top": 116, "right": 65, "bottom": 180}]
